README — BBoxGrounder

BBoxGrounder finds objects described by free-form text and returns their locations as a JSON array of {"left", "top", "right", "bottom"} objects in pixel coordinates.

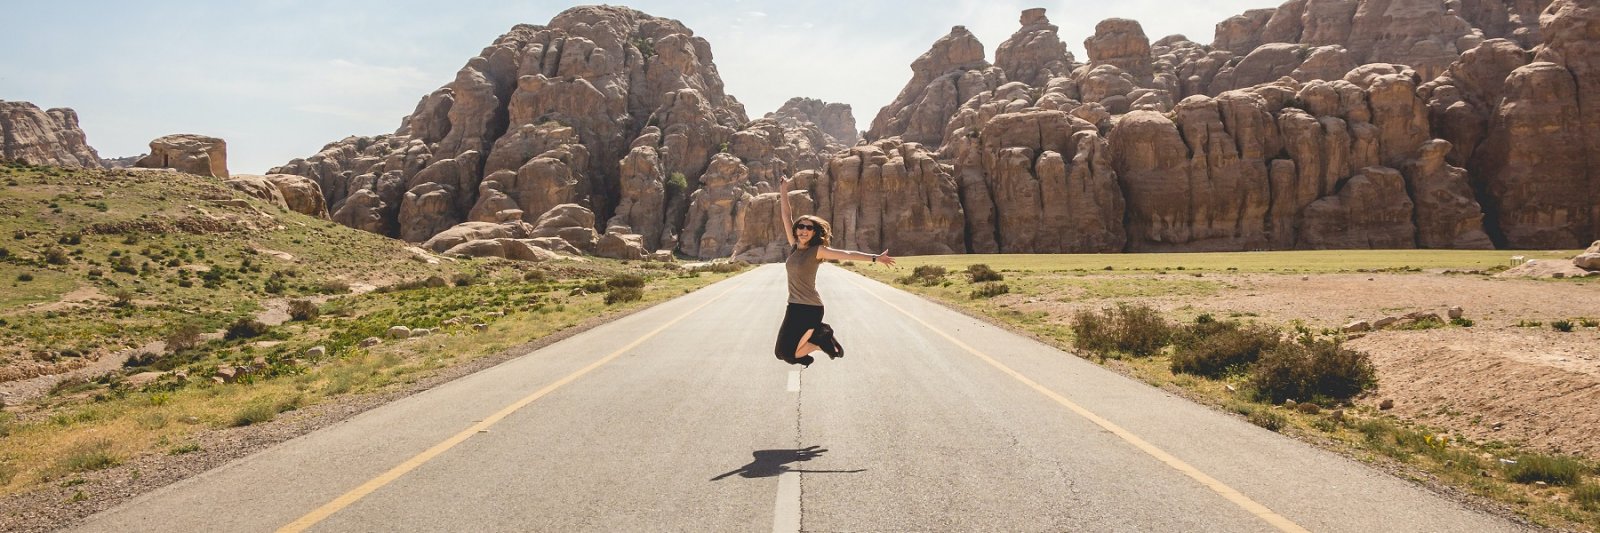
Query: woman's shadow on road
[{"left": 710, "top": 445, "right": 866, "bottom": 481}]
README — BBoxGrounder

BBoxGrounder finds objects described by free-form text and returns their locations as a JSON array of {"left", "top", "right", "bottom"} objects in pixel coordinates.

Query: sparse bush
[
  {"left": 165, "top": 322, "right": 203, "bottom": 352},
  {"left": 111, "top": 288, "right": 135, "bottom": 307},
  {"left": 1250, "top": 338, "right": 1376, "bottom": 403},
  {"left": 16, "top": 273, "right": 33, "bottom": 282},
  {"left": 232, "top": 403, "right": 277, "bottom": 427},
  {"left": 1449, "top": 317, "right": 1474, "bottom": 327},
  {"left": 1575, "top": 483, "right": 1600, "bottom": 511},
  {"left": 1503, "top": 453, "right": 1584, "bottom": 486},
  {"left": 1170, "top": 320, "right": 1280, "bottom": 378},
  {"left": 898, "top": 265, "right": 947, "bottom": 286},
  {"left": 605, "top": 285, "right": 644, "bottom": 305},
  {"left": 523, "top": 270, "right": 549, "bottom": 283},
  {"left": 969, "top": 282, "right": 1009, "bottom": 299},
  {"left": 1580, "top": 318, "right": 1599, "bottom": 328},
  {"left": 967, "top": 264, "right": 1003, "bottom": 282},
  {"left": 452, "top": 273, "right": 479, "bottom": 287},
  {"left": 44, "top": 247, "right": 70, "bottom": 265},
  {"left": 0, "top": 247, "right": 9, "bottom": 259},
  {"left": 58, "top": 439, "right": 120, "bottom": 473},
  {"left": 692, "top": 261, "right": 748, "bottom": 274},
  {"left": 224, "top": 318, "right": 269, "bottom": 340},
  {"left": 288, "top": 300, "right": 319, "bottom": 322},
  {"left": 1247, "top": 409, "right": 1287, "bottom": 432},
  {"left": 1552, "top": 319, "right": 1574, "bottom": 332},
  {"left": 1071, "top": 303, "right": 1173, "bottom": 357},
  {"left": 57, "top": 233, "right": 81, "bottom": 245},
  {"left": 605, "top": 273, "right": 646, "bottom": 289}
]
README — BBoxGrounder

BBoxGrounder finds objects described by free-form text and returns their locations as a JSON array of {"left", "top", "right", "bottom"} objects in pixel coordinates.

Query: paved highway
[{"left": 72, "top": 264, "right": 1525, "bottom": 532}]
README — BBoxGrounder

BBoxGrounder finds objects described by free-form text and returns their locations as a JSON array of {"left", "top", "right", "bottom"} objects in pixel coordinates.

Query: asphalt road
[{"left": 71, "top": 264, "right": 1526, "bottom": 532}]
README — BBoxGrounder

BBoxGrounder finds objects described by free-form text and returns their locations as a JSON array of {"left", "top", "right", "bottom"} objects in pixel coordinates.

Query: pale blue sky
[{"left": 0, "top": 1, "right": 1272, "bottom": 174}]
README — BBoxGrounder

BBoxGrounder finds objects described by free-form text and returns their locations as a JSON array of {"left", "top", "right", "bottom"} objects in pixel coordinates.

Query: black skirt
[{"left": 774, "top": 303, "right": 825, "bottom": 360}]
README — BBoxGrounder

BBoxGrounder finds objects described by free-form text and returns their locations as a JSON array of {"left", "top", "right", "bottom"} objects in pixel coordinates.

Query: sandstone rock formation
[
  {"left": 278, "top": 4, "right": 1599, "bottom": 261},
  {"left": 0, "top": 100, "right": 102, "bottom": 167},
  {"left": 136, "top": 134, "right": 229, "bottom": 178},
  {"left": 273, "top": 5, "right": 749, "bottom": 254}
]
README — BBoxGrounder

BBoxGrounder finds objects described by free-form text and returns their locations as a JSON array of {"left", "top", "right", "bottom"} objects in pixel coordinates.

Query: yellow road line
[
  {"left": 850, "top": 278, "right": 1310, "bottom": 533},
  {"left": 278, "top": 279, "right": 748, "bottom": 533}
]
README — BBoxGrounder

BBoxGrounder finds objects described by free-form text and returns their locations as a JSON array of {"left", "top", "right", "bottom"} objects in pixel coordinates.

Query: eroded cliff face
[
  {"left": 1, "top": 101, "right": 102, "bottom": 168},
  {"left": 271, "top": 1, "right": 1596, "bottom": 258}
]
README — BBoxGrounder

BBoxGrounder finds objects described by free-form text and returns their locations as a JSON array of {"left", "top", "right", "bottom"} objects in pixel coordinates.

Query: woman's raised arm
[
  {"left": 816, "top": 247, "right": 896, "bottom": 267},
  {"left": 778, "top": 176, "right": 796, "bottom": 246}
]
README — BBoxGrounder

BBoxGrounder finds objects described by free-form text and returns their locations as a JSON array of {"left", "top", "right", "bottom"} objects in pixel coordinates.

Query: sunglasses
[{"left": 793, "top": 224, "right": 817, "bottom": 231}]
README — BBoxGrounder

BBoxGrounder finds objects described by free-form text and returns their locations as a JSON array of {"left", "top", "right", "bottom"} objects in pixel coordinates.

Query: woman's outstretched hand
[{"left": 875, "top": 249, "right": 896, "bottom": 267}]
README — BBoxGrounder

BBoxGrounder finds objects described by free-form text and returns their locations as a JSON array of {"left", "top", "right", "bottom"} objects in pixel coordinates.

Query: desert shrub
[
  {"left": 224, "top": 318, "right": 269, "bottom": 340},
  {"left": 263, "top": 273, "right": 287, "bottom": 294},
  {"left": 452, "top": 272, "right": 479, "bottom": 287},
  {"left": 898, "top": 265, "right": 947, "bottom": 286},
  {"left": 16, "top": 273, "right": 33, "bottom": 282},
  {"left": 111, "top": 288, "right": 135, "bottom": 307},
  {"left": 1071, "top": 303, "right": 1173, "bottom": 357},
  {"left": 1449, "top": 317, "right": 1474, "bottom": 327},
  {"left": 319, "top": 279, "right": 351, "bottom": 294},
  {"left": 123, "top": 351, "right": 160, "bottom": 368},
  {"left": 1552, "top": 319, "right": 1574, "bottom": 332},
  {"left": 1249, "top": 338, "right": 1376, "bottom": 403},
  {"left": 58, "top": 439, "right": 119, "bottom": 473},
  {"left": 1170, "top": 320, "right": 1280, "bottom": 378},
  {"left": 57, "top": 233, "right": 82, "bottom": 245},
  {"left": 44, "top": 247, "right": 70, "bottom": 265},
  {"left": 1247, "top": 409, "right": 1286, "bottom": 432},
  {"left": 523, "top": 270, "right": 549, "bottom": 283},
  {"left": 691, "top": 261, "right": 747, "bottom": 274},
  {"left": 1503, "top": 453, "right": 1584, "bottom": 486},
  {"left": 605, "top": 286, "right": 644, "bottom": 305},
  {"left": 165, "top": 322, "right": 203, "bottom": 352},
  {"left": 605, "top": 273, "right": 646, "bottom": 289},
  {"left": 0, "top": 247, "right": 8, "bottom": 259},
  {"left": 288, "top": 300, "right": 319, "bottom": 322},
  {"left": 967, "top": 264, "right": 1003, "bottom": 282},
  {"left": 969, "top": 282, "right": 1009, "bottom": 299},
  {"left": 1576, "top": 484, "right": 1600, "bottom": 511},
  {"left": 1580, "top": 318, "right": 1599, "bottom": 328},
  {"left": 231, "top": 403, "right": 277, "bottom": 427}
]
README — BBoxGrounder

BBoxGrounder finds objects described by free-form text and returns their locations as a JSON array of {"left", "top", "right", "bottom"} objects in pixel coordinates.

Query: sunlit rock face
[
  {"left": 0, "top": 100, "right": 102, "bottom": 168},
  {"left": 276, "top": 3, "right": 1598, "bottom": 257}
]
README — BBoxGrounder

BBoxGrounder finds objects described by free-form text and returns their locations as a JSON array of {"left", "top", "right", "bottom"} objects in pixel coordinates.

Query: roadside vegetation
[
  {"left": 849, "top": 252, "right": 1600, "bottom": 530},
  {"left": 0, "top": 161, "right": 748, "bottom": 500}
]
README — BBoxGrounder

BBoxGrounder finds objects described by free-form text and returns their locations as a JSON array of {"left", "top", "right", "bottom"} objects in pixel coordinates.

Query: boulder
[{"left": 135, "top": 134, "right": 228, "bottom": 178}]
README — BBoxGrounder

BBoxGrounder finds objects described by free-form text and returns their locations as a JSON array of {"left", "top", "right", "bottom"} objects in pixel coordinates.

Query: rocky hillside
[{"left": 270, "top": 1, "right": 1598, "bottom": 258}]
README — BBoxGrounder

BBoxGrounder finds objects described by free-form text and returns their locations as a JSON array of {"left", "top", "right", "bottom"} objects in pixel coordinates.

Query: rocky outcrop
[
  {"left": 681, "top": 154, "right": 750, "bottom": 258},
  {"left": 136, "top": 134, "right": 229, "bottom": 178},
  {"left": 770, "top": 97, "right": 859, "bottom": 145},
  {"left": 995, "top": 8, "right": 1075, "bottom": 88},
  {"left": 274, "top": 5, "right": 748, "bottom": 249},
  {"left": 867, "top": 26, "right": 1003, "bottom": 146},
  {"left": 530, "top": 204, "right": 599, "bottom": 253},
  {"left": 819, "top": 140, "right": 966, "bottom": 256},
  {"left": 266, "top": 174, "right": 330, "bottom": 218},
  {"left": 1299, "top": 166, "right": 1417, "bottom": 249},
  {"left": 1402, "top": 140, "right": 1492, "bottom": 248},
  {"left": 0, "top": 101, "right": 102, "bottom": 167},
  {"left": 225, "top": 175, "right": 290, "bottom": 210}
]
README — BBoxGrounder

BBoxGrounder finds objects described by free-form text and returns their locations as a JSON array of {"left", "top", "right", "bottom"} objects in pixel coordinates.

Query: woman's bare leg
[{"left": 795, "top": 329, "right": 820, "bottom": 357}]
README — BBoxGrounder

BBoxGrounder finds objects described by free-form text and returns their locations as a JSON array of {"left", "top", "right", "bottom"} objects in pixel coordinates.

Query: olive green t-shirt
[{"left": 785, "top": 244, "right": 823, "bottom": 306}]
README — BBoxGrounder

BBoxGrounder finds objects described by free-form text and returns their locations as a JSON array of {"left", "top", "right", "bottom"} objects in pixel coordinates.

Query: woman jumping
[{"left": 774, "top": 176, "right": 896, "bottom": 367}]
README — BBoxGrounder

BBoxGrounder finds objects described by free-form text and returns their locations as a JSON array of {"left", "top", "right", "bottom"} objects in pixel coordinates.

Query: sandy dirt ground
[{"left": 1008, "top": 271, "right": 1600, "bottom": 460}]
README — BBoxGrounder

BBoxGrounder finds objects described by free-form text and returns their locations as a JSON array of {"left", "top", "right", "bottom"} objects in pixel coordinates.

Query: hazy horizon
[{"left": 0, "top": 0, "right": 1272, "bottom": 174}]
